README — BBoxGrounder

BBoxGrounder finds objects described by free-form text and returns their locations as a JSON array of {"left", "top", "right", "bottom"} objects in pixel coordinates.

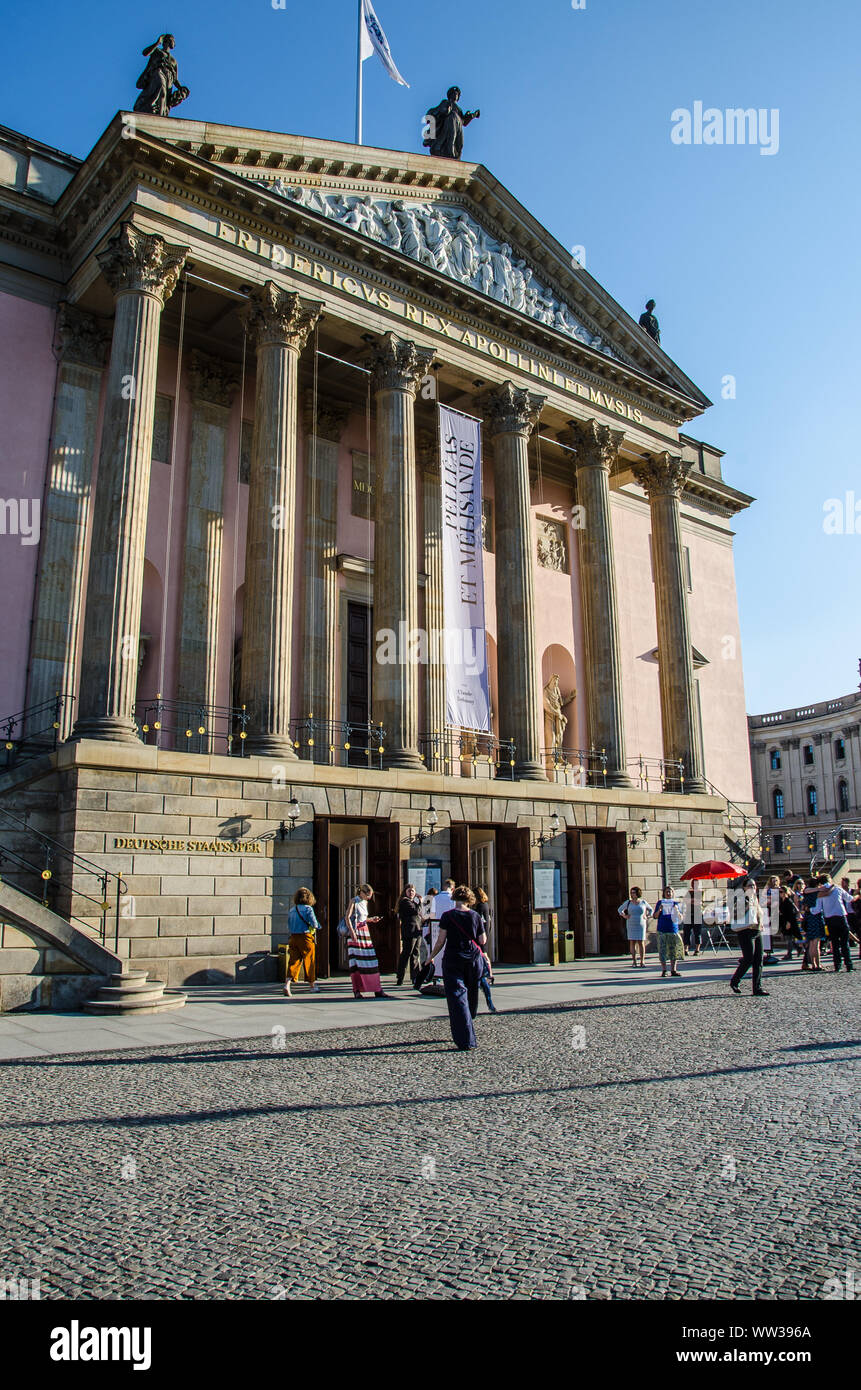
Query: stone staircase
[{"left": 83, "top": 969, "right": 187, "bottom": 1015}]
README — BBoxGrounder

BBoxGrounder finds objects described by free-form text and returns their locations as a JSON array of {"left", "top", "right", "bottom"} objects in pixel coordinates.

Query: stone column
[
  {"left": 73, "top": 224, "right": 187, "bottom": 742},
  {"left": 631, "top": 451, "right": 707, "bottom": 793},
  {"left": 418, "top": 428, "right": 446, "bottom": 760},
  {"left": 301, "top": 395, "right": 349, "bottom": 756},
  {"left": 483, "top": 382, "right": 546, "bottom": 782},
  {"left": 368, "top": 332, "right": 435, "bottom": 770},
  {"left": 175, "top": 350, "right": 239, "bottom": 735},
  {"left": 559, "top": 417, "right": 632, "bottom": 787},
  {"left": 26, "top": 305, "right": 109, "bottom": 739},
  {"left": 239, "top": 282, "right": 323, "bottom": 759}
]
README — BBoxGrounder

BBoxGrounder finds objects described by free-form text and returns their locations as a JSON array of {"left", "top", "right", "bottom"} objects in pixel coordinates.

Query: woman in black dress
[{"left": 426, "top": 885, "right": 487, "bottom": 1050}]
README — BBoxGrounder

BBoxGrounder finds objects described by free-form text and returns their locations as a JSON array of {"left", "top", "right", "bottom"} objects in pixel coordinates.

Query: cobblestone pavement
[{"left": 0, "top": 970, "right": 858, "bottom": 1300}]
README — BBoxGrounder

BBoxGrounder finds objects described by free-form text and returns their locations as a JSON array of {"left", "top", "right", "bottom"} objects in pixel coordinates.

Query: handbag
[{"left": 336, "top": 917, "right": 348, "bottom": 937}]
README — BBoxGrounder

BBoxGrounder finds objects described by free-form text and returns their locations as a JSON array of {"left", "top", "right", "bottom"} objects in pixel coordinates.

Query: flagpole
[{"left": 356, "top": 0, "right": 363, "bottom": 144}]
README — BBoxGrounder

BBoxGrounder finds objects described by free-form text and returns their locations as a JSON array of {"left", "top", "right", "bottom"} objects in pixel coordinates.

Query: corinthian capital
[
  {"left": 188, "top": 349, "right": 239, "bottom": 407},
  {"left": 367, "top": 332, "right": 435, "bottom": 395},
  {"left": 631, "top": 451, "right": 691, "bottom": 498},
  {"left": 56, "top": 302, "right": 110, "bottom": 368},
  {"left": 97, "top": 222, "right": 188, "bottom": 305},
  {"left": 481, "top": 381, "right": 545, "bottom": 438},
  {"left": 241, "top": 282, "right": 324, "bottom": 351},
  {"left": 560, "top": 416, "right": 624, "bottom": 472}
]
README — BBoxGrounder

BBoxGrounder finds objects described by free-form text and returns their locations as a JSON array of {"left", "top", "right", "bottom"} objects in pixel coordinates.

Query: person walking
[
  {"left": 729, "top": 877, "right": 768, "bottom": 996},
  {"left": 346, "top": 883, "right": 391, "bottom": 1000},
  {"left": 815, "top": 874, "right": 854, "bottom": 973},
  {"left": 395, "top": 883, "right": 424, "bottom": 986},
  {"left": 618, "top": 887, "right": 652, "bottom": 967},
  {"left": 778, "top": 884, "right": 803, "bottom": 960},
  {"left": 800, "top": 880, "right": 825, "bottom": 971},
  {"left": 653, "top": 885, "right": 684, "bottom": 977},
  {"left": 476, "top": 942, "right": 497, "bottom": 1013},
  {"left": 426, "top": 885, "right": 487, "bottom": 1050},
  {"left": 762, "top": 875, "right": 781, "bottom": 965},
  {"left": 283, "top": 887, "right": 322, "bottom": 997}
]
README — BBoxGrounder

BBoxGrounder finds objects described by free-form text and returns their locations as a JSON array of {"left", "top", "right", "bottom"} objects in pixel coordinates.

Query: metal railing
[
  {"left": 627, "top": 755, "right": 687, "bottom": 794},
  {"left": 543, "top": 745, "right": 608, "bottom": 786},
  {"left": 1, "top": 694, "right": 74, "bottom": 770},
  {"left": 0, "top": 806, "right": 127, "bottom": 953},
  {"left": 419, "top": 730, "right": 517, "bottom": 779},
  {"left": 290, "top": 716, "right": 388, "bottom": 769},
  {"left": 135, "top": 697, "right": 250, "bottom": 755}
]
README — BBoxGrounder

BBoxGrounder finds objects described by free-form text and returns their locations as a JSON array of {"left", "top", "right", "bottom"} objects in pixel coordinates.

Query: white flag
[{"left": 360, "top": 0, "right": 409, "bottom": 87}]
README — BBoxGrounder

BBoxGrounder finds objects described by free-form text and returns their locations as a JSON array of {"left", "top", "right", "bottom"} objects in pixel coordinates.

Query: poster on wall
[
  {"left": 532, "top": 861, "right": 562, "bottom": 911},
  {"left": 439, "top": 404, "right": 491, "bottom": 732},
  {"left": 406, "top": 860, "right": 442, "bottom": 897}
]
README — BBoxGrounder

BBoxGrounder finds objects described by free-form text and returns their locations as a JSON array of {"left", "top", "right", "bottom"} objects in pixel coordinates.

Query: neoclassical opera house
[{"left": 0, "top": 112, "right": 756, "bottom": 1006}]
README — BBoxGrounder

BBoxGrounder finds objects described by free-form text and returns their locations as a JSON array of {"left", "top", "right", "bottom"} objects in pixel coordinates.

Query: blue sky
[{"left": 4, "top": 0, "right": 859, "bottom": 712}]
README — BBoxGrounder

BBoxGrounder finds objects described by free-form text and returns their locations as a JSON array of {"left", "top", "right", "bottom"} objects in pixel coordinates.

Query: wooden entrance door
[
  {"left": 566, "top": 827, "right": 585, "bottom": 957},
  {"left": 495, "top": 825, "right": 533, "bottom": 964},
  {"left": 594, "top": 829, "right": 629, "bottom": 954},
  {"left": 368, "top": 819, "right": 401, "bottom": 973},
  {"left": 313, "top": 816, "right": 331, "bottom": 978},
  {"left": 346, "top": 601, "right": 372, "bottom": 766},
  {"left": 450, "top": 823, "right": 469, "bottom": 886}
]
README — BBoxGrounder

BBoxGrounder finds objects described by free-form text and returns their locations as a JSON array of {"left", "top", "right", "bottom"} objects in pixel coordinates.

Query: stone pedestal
[
  {"left": 632, "top": 452, "right": 707, "bottom": 794},
  {"left": 483, "top": 382, "right": 546, "bottom": 782},
  {"left": 175, "top": 351, "right": 238, "bottom": 737},
  {"left": 26, "top": 305, "right": 109, "bottom": 738},
  {"left": 73, "top": 224, "right": 187, "bottom": 742},
  {"left": 239, "top": 282, "right": 323, "bottom": 760},
  {"left": 301, "top": 396, "right": 349, "bottom": 753},
  {"left": 368, "top": 333, "right": 435, "bottom": 771},
  {"left": 562, "top": 418, "right": 632, "bottom": 788}
]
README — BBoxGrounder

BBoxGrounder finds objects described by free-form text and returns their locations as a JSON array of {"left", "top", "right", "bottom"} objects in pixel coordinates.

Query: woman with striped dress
[{"left": 346, "top": 884, "right": 391, "bottom": 1000}]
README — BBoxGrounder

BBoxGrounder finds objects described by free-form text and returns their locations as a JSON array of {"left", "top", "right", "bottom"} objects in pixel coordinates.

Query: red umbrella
[{"left": 680, "top": 860, "right": 745, "bottom": 882}]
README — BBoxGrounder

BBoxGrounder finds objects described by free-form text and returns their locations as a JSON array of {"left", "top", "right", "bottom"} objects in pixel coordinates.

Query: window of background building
[
  {"left": 773, "top": 788, "right": 785, "bottom": 819},
  {"left": 835, "top": 737, "right": 846, "bottom": 761},
  {"left": 838, "top": 779, "right": 850, "bottom": 813},
  {"left": 806, "top": 785, "right": 818, "bottom": 816},
  {"left": 773, "top": 833, "right": 784, "bottom": 855},
  {"left": 770, "top": 749, "right": 781, "bottom": 771},
  {"left": 151, "top": 394, "right": 173, "bottom": 464},
  {"left": 803, "top": 744, "right": 815, "bottom": 766}
]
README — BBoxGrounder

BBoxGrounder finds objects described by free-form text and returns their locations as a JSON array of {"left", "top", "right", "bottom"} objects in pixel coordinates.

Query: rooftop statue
[
  {"left": 638, "top": 298, "right": 661, "bottom": 345},
  {"left": 423, "top": 87, "right": 480, "bottom": 160},
  {"left": 133, "top": 34, "right": 190, "bottom": 116}
]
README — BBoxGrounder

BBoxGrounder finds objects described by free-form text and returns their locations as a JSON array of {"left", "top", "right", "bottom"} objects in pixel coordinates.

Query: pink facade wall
[
  {"left": 0, "top": 292, "right": 57, "bottom": 720},
  {"left": 0, "top": 293, "right": 753, "bottom": 800}
]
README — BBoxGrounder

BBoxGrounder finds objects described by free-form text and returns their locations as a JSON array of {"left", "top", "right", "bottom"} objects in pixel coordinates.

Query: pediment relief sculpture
[{"left": 263, "top": 181, "right": 615, "bottom": 358}]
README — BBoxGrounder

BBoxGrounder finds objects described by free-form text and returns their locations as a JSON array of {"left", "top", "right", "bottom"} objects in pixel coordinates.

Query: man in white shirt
[
  {"left": 816, "top": 874, "right": 854, "bottom": 973},
  {"left": 425, "top": 878, "right": 456, "bottom": 979}
]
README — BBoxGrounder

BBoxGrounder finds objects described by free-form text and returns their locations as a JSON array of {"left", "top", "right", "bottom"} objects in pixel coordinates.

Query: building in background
[
  {"left": 0, "top": 112, "right": 757, "bottom": 1007},
  {"left": 749, "top": 686, "right": 861, "bottom": 879}
]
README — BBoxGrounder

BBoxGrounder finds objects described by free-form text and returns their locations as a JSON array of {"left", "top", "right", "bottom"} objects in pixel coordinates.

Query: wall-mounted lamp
[
  {"left": 403, "top": 804, "right": 439, "bottom": 847},
  {"left": 628, "top": 817, "right": 650, "bottom": 849},
  {"left": 533, "top": 811, "right": 561, "bottom": 848}
]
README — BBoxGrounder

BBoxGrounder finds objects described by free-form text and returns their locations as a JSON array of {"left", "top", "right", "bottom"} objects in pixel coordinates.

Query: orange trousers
[{"left": 287, "top": 932, "right": 316, "bottom": 985}]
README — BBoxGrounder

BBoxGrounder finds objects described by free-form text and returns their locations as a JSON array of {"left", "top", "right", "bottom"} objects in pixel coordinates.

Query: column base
[
  {"left": 500, "top": 760, "right": 547, "bottom": 783},
  {"left": 605, "top": 770, "right": 634, "bottom": 789},
  {"left": 71, "top": 717, "right": 141, "bottom": 744},
  {"left": 383, "top": 749, "right": 426, "bottom": 772},
  {"left": 682, "top": 777, "right": 708, "bottom": 795},
  {"left": 244, "top": 737, "right": 299, "bottom": 761}
]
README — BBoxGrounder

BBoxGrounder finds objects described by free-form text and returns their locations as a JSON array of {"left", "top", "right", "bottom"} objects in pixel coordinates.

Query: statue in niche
[
  {"left": 543, "top": 675, "right": 576, "bottom": 750},
  {"left": 423, "top": 87, "right": 481, "bottom": 159},
  {"left": 638, "top": 298, "right": 661, "bottom": 344},
  {"left": 537, "top": 519, "right": 568, "bottom": 573},
  {"left": 133, "top": 34, "right": 189, "bottom": 115}
]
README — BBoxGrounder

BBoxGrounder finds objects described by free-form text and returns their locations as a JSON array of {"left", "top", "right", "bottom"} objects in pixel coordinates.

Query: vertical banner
[{"left": 439, "top": 404, "right": 491, "bottom": 732}]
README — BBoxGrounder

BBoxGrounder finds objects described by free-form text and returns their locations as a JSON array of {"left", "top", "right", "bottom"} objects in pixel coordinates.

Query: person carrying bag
[{"left": 729, "top": 878, "right": 767, "bottom": 997}]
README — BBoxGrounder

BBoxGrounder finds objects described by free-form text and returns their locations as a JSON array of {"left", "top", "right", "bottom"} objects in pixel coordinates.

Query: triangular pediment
[{"left": 136, "top": 116, "right": 709, "bottom": 411}]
